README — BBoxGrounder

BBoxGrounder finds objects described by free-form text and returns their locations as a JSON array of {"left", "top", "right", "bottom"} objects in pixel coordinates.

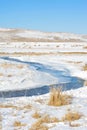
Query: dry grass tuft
[
  {"left": 32, "top": 111, "right": 41, "bottom": 119},
  {"left": 30, "top": 123, "right": 48, "bottom": 130},
  {"left": 0, "top": 103, "right": 32, "bottom": 111},
  {"left": 40, "top": 115, "right": 59, "bottom": 123},
  {"left": 14, "top": 121, "right": 22, "bottom": 127},
  {"left": 62, "top": 111, "right": 82, "bottom": 122},
  {"left": 13, "top": 121, "right": 26, "bottom": 127},
  {"left": 30, "top": 115, "right": 59, "bottom": 130},
  {"left": 48, "top": 88, "right": 72, "bottom": 106},
  {"left": 0, "top": 104, "right": 17, "bottom": 109},
  {"left": 83, "top": 64, "right": 87, "bottom": 71}
]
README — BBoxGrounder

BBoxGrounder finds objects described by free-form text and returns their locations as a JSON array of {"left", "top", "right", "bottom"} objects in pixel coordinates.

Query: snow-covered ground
[
  {"left": 0, "top": 29, "right": 87, "bottom": 130},
  {"left": 0, "top": 87, "right": 87, "bottom": 130}
]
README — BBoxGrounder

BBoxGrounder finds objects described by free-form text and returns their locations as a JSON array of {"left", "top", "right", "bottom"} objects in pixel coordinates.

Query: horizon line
[{"left": 0, "top": 27, "right": 86, "bottom": 35}]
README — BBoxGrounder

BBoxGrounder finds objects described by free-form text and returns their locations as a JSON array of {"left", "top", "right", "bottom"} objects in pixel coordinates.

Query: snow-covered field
[{"left": 0, "top": 29, "right": 87, "bottom": 130}]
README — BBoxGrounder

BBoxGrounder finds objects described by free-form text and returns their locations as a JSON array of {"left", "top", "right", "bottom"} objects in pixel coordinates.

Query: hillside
[{"left": 0, "top": 28, "right": 87, "bottom": 42}]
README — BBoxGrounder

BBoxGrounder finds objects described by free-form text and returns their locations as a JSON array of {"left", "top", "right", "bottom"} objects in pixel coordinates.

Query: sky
[{"left": 0, "top": 0, "right": 87, "bottom": 34}]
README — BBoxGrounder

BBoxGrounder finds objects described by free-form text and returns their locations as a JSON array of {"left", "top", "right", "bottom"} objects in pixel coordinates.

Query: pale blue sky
[{"left": 0, "top": 0, "right": 87, "bottom": 34}]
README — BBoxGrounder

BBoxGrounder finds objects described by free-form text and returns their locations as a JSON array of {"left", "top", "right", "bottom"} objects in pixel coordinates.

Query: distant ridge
[{"left": 0, "top": 28, "right": 87, "bottom": 42}]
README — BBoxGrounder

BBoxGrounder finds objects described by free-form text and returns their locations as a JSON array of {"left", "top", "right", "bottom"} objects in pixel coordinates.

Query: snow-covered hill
[{"left": 0, "top": 28, "right": 87, "bottom": 42}]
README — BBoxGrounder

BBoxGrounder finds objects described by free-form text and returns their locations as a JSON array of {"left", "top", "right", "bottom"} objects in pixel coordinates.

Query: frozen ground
[
  {"left": 0, "top": 87, "right": 87, "bottom": 130},
  {"left": 0, "top": 29, "right": 87, "bottom": 130}
]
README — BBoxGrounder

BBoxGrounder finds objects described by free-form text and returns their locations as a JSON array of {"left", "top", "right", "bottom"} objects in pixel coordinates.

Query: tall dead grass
[{"left": 48, "top": 88, "right": 72, "bottom": 106}]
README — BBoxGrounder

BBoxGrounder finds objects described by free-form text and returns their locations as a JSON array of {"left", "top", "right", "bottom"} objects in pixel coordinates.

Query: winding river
[{"left": 0, "top": 57, "right": 84, "bottom": 98}]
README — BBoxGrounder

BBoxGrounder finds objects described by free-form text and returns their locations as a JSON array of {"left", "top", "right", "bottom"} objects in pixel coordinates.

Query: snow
[
  {"left": 0, "top": 28, "right": 11, "bottom": 31},
  {"left": 0, "top": 87, "right": 87, "bottom": 130},
  {"left": 0, "top": 59, "right": 59, "bottom": 91},
  {"left": 0, "top": 29, "right": 87, "bottom": 129},
  {"left": 16, "top": 30, "right": 87, "bottom": 41}
]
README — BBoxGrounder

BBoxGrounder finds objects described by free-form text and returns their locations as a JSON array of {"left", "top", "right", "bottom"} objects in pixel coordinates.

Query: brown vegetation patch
[
  {"left": 61, "top": 52, "right": 87, "bottom": 55},
  {"left": 0, "top": 52, "right": 54, "bottom": 56},
  {"left": 32, "top": 111, "right": 41, "bottom": 119},
  {"left": 0, "top": 51, "right": 87, "bottom": 57},
  {"left": 14, "top": 104, "right": 32, "bottom": 111},
  {"left": 30, "top": 115, "right": 59, "bottom": 130},
  {"left": 0, "top": 104, "right": 17, "bottom": 109},
  {"left": 48, "top": 88, "right": 72, "bottom": 106},
  {"left": 40, "top": 115, "right": 59, "bottom": 123},
  {"left": 83, "top": 64, "right": 87, "bottom": 71},
  {"left": 13, "top": 121, "right": 26, "bottom": 127},
  {"left": 84, "top": 80, "right": 87, "bottom": 86},
  {"left": 0, "top": 63, "right": 14, "bottom": 68},
  {"left": 0, "top": 103, "right": 32, "bottom": 111},
  {"left": 83, "top": 46, "right": 87, "bottom": 49},
  {"left": 30, "top": 123, "right": 48, "bottom": 130},
  {"left": 0, "top": 62, "right": 24, "bottom": 69},
  {"left": 21, "top": 104, "right": 32, "bottom": 109},
  {"left": 62, "top": 111, "right": 82, "bottom": 121}
]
